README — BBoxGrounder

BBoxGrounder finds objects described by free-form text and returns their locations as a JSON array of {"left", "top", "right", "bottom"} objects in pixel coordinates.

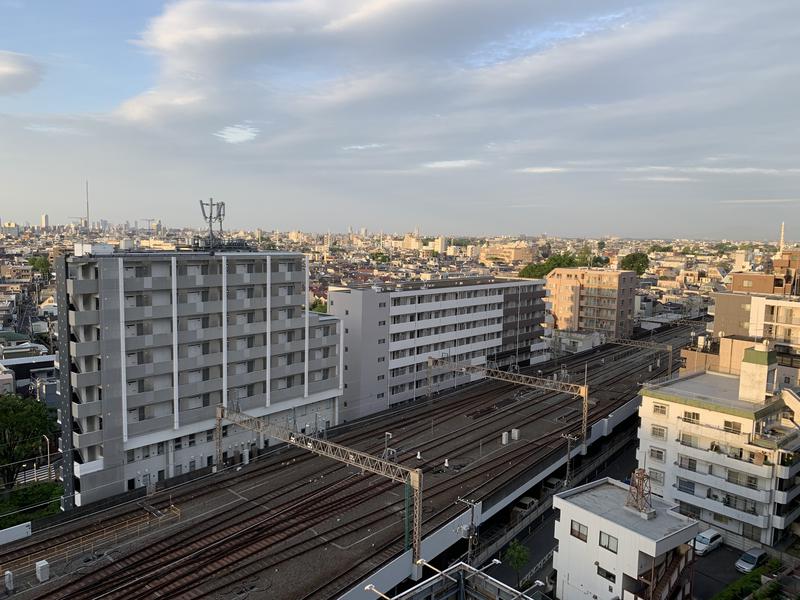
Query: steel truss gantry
[
  {"left": 604, "top": 338, "right": 676, "bottom": 377},
  {"left": 215, "top": 406, "right": 424, "bottom": 563},
  {"left": 426, "top": 356, "right": 590, "bottom": 446}
]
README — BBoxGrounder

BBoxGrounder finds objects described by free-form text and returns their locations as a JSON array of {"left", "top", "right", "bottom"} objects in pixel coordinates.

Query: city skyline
[{"left": 1, "top": 0, "right": 799, "bottom": 237}]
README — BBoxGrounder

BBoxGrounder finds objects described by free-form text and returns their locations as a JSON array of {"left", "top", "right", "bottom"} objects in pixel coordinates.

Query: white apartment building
[
  {"left": 56, "top": 245, "right": 342, "bottom": 508},
  {"left": 553, "top": 477, "right": 698, "bottom": 600},
  {"left": 327, "top": 277, "right": 546, "bottom": 421},
  {"left": 637, "top": 343, "right": 800, "bottom": 548}
]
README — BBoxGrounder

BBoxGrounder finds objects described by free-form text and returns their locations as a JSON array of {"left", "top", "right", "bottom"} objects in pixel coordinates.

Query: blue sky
[{"left": 0, "top": 1, "right": 799, "bottom": 238}]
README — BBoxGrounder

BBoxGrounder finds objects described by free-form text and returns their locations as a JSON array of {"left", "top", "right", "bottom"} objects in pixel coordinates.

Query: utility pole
[
  {"left": 562, "top": 433, "right": 579, "bottom": 487},
  {"left": 457, "top": 497, "right": 479, "bottom": 566}
]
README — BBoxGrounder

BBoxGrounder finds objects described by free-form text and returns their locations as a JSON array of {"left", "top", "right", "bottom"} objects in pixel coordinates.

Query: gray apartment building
[
  {"left": 328, "top": 277, "right": 546, "bottom": 422},
  {"left": 56, "top": 245, "right": 341, "bottom": 508}
]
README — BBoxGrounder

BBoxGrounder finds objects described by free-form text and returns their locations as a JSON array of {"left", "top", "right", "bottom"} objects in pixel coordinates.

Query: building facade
[
  {"left": 56, "top": 246, "right": 342, "bottom": 507},
  {"left": 637, "top": 344, "right": 800, "bottom": 548},
  {"left": 328, "top": 277, "right": 546, "bottom": 421},
  {"left": 553, "top": 477, "right": 697, "bottom": 600},
  {"left": 545, "top": 268, "right": 637, "bottom": 339}
]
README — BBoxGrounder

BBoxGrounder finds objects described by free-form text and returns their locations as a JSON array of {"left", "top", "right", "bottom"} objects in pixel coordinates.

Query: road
[{"left": 693, "top": 546, "right": 741, "bottom": 600}]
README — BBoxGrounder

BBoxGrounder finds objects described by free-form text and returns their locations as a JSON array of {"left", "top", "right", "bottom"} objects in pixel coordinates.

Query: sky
[{"left": 0, "top": 0, "right": 798, "bottom": 239}]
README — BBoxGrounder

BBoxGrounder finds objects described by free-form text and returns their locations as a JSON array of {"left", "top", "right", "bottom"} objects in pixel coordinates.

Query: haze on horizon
[{"left": 0, "top": 0, "right": 798, "bottom": 239}]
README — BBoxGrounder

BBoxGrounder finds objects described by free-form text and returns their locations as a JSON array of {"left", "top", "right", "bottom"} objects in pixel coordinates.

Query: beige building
[
  {"left": 546, "top": 268, "right": 637, "bottom": 338},
  {"left": 479, "top": 243, "right": 534, "bottom": 265}
]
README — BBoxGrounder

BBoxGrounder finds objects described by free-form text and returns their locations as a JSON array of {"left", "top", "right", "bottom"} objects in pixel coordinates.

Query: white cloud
[
  {"left": 25, "top": 123, "right": 85, "bottom": 136},
  {"left": 621, "top": 176, "right": 695, "bottom": 182},
  {"left": 214, "top": 123, "right": 259, "bottom": 144},
  {"left": 516, "top": 166, "right": 568, "bottom": 174},
  {"left": 342, "top": 143, "right": 385, "bottom": 151},
  {"left": 0, "top": 51, "right": 43, "bottom": 95},
  {"left": 422, "top": 159, "right": 484, "bottom": 169}
]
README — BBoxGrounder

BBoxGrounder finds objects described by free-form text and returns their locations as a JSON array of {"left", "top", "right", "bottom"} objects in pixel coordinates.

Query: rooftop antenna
[
  {"left": 199, "top": 198, "right": 225, "bottom": 250},
  {"left": 85, "top": 180, "right": 90, "bottom": 230},
  {"left": 626, "top": 468, "right": 652, "bottom": 513},
  {"left": 779, "top": 221, "right": 785, "bottom": 254}
]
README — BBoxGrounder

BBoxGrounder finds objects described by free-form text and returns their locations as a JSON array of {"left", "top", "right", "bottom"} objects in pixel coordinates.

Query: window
[
  {"left": 653, "top": 403, "right": 668, "bottom": 416},
  {"left": 378, "top": 339, "right": 386, "bottom": 344},
  {"left": 649, "top": 447, "right": 666, "bottom": 463},
  {"left": 377, "top": 375, "right": 385, "bottom": 381},
  {"left": 126, "top": 450, "right": 135, "bottom": 464},
  {"left": 677, "top": 478, "right": 695, "bottom": 494},
  {"left": 679, "top": 456, "right": 697, "bottom": 471},
  {"left": 378, "top": 320, "right": 386, "bottom": 326},
  {"left": 175, "top": 437, "right": 183, "bottom": 450},
  {"left": 683, "top": 411, "right": 700, "bottom": 424},
  {"left": 157, "top": 442, "right": 164, "bottom": 456},
  {"left": 379, "top": 302, "right": 386, "bottom": 308},
  {"left": 377, "top": 357, "right": 385, "bottom": 363},
  {"left": 599, "top": 531, "right": 618, "bottom": 554},
  {"left": 743, "top": 280, "right": 753, "bottom": 288},
  {"left": 345, "top": 328, "right": 349, "bottom": 334},
  {"left": 570, "top": 520, "right": 588, "bottom": 542},
  {"left": 188, "top": 434, "right": 196, "bottom": 447},
  {"left": 597, "top": 566, "right": 616, "bottom": 583},
  {"left": 651, "top": 425, "right": 667, "bottom": 440},
  {"left": 377, "top": 393, "right": 385, "bottom": 399},
  {"left": 724, "top": 421, "right": 742, "bottom": 434},
  {"left": 713, "top": 512, "right": 729, "bottom": 524},
  {"left": 345, "top": 310, "right": 349, "bottom": 315},
  {"left": 649, "top": 469, "right": 665, "bottom": 485},
  {"left": 679, "top": 501, "right": 701, "bottom": 519}
]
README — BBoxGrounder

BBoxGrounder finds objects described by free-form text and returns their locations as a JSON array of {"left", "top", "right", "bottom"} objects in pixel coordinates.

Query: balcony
[
  {"left": 74, "top": 458, "right": 105, "bottom": 477},
  {"left": 67, "top": 279, "right": 98, "bottom": 295},
  {"left": 673, "top": 463, "right": 772, "bottom": 503},
  {"left": 676, "top": 441, "right": 773, "bottom": 477},
  {"left": 774, "top": 483, "right": 800, "bottom": 504},
  {"left": 70, "top": 340, "right": 100, "bottom": 358},
  {"left": 68, "top": 310, "right": 99, "bottom": 327},
  {"left": 70, "top": 370, "right": 101, "bottom": 388},
  {"left": 772, "top": 501, "right": 800, "bottom": 529},
  {"left": 73, "top": 429, "right": 103, "bottom": 448},
  {"left": 671, "top": 488, "right": 770, "bottom": 528},
  {"left": 677, "top": 418, "right": 751, "bottom": 448},
  {"left": 73, "top": 400, "right": 103, "bottom": 419}
]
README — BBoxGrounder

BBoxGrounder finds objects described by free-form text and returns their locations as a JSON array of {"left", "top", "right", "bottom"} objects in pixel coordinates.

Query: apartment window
[
  {"left": 653, "top": 403, "right": 668, "bottom": 416},
  {"left": 378, "top": 320, "right": 386, "bottom": 326},
  {"left": 126, "top": 450, "right": 135, "bottom": 464},
  {"left": 651, "top": 425, "right": 667, "bottom": 440},
  {"left": 345, "top": 328, "right": 349, "bottom": 334},
  {"left": 175, "top": 437, "right": 183, "bottom": 450},
  {"left": 377, "top": 357, "right": 385, "bottom": 363},
  {"left": 677, "top": 478, "right": 695, "bottom": 494},
  {"left": 207, "top": 430, "right": 214, "bottom": 443},
  {"left": 683, "top": 411, "right": 700, "bottom": 424},
  {"left": 679, "top": 456, "right": 697, "bottom": 472},
  {"left": 742, "top": 523, "right": 762, "bottom": 541},
  {"left": 345, "top": 310, "right": 349, "bottom": 315},
  {"left": 679, "top": 501, "right": 701, "bottom": 519},
  {"left": 649, "top": 469, "right": 665, "bottom": 485},
  {"left": 379, "top": 302, "right": 386, "bottom": 308},
  {"left": 649, "top": 447, "right": 666, "bottom": 463},
  {"left": 599, "top": 531, "right": 618, "bottom": 554},
  {"left": 377, "top": 375, "right": 385, "bottom": 381},
  {"left": 724, "top": 420, "right": 742, "bottom": 434},
  {"left": 570, "top": 520, "right": 588, "bottom": 542},
  {"left": 378, "top": 339, "right": 386, "bottom": 344},
  {"left": 188, "top": 434, "right": 196, "bottom": 447},
  {"left": 680, "top": 433, "right": 699, "bottom": 448},
  {"left": 157, "top": 442, "right": 164, "bottom": 456},
  {"left": 713, "top": 513, "right": 730, "bottom": 524},
  {"left": 742, "top": 280, "right": 753, "bottom": 288},
  {"left": 597, "top": 566, "right": 616, "bottom": 583},
  {"left": 377, "top": 393, "right": 385, "bottom": 399}
]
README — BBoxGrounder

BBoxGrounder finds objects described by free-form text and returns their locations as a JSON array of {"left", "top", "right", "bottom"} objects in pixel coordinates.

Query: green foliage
[
  {"left": 620, "top": 252, "right": 649, "bottom": 276},
  {"left": 369, "top": 252, "right": 389, "bottom": 264},
  {"left": 310, "top": 298, "right": 327, "bottom": 314},
  {"left": 0, "top": 394, "right": 55, "bottom": 490},
  {"left": 597, "top": 240, "right": 606, "bottom": 251},
  {"left": 714, "top": 242, "right": 738, "bottom": 256},
  {"left": 519, "top": 252, "right": 577, "bottom": 278},
  {"left": 710, "top": 560, "right": 781, "bottom": 600},
  {"left": 0, "top": 482, "right": 62, "bottom": 528},
  {"left": 504, "top": 539, "right": 530, "bottom": 586},
  {"left": 649, "top": 244, "right": 673, "bottom": 253},
  {"left": 592, "top": 256, "right": 610, "bottom": 267},
  {"left": 575, "top": 245, "right": 593, "bottom": 267},
  {"left": 450, "top": 238, "right": 471, "bottom": 247},
  {"left": 752, "top": 581, "right": 782, "bottom": 600},
  {"left": 27, "top": 255, "right": 51, "bottom": 277},
  {"left": 680, "top": 245, "right": 701, "bottom": 255}
]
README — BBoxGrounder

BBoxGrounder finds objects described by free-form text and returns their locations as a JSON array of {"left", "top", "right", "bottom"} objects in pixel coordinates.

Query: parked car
[
  {"left": 735, "top": 548, "right": 768, "bottom": 573},
  {"left": 694, "top": 529, "right": 723, "bottom": 556}
]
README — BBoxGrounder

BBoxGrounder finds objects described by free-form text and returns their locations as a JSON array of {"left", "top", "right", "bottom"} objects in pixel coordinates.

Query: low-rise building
[{"left": 553, "top": 476, "right": 698, "bottom": 600}]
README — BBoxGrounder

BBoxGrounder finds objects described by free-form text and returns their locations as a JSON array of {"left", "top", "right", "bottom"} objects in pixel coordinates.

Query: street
[{"left": 693, "top": 546, "right": 741, "bottom": 600}]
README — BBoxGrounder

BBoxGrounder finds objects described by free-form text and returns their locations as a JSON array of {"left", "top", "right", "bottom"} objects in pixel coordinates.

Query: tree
[
  {"left": 27, "top": 255, "right": 50, "bottom": 277},
  {"left": 620, "top": 252, "right": 649, "bottom": 276},
  {"left": 575, "top": 245, "right": 593, "bottom": 267},
  {"left": 504, "top": 539, "right": 530, "bottom": 587},
  {"left": 591, "top": 256, "right": 609, "bottom": 267},
  {"left": 369, "top": 252, "right": 389, "bottom": 264},
  {"left": 519, "top": 252, "right": 576, "bottom": 278},
  {"left": 0, "top": 394, "right": 54, "bottom": 491},
  {"left": 648, "top": 244, "right": 673, "bottom": 253},
  {"left": 309, "top": 298, "right": 326, "bottom": 314},
  {"left": 597, "top": 240, "right": 606, "bottom": 251}
]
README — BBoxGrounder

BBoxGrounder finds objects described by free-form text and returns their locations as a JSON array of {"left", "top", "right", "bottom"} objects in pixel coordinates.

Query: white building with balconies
[{"left": 637, "top": 343, "right": 800, "bottom": 549}]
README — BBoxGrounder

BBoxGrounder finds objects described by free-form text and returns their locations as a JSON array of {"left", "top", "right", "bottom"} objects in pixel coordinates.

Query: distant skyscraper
[{"left": 40, "top": 213, "right": 49, "bottom": 230}]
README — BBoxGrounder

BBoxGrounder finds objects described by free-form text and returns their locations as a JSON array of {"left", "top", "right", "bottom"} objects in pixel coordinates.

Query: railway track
[{"left": 9, "top": 325, "right": 693, "bottom": 599}]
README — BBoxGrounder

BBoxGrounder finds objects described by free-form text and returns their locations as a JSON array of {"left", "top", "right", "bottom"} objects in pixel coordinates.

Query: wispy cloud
[
  {"left": 626, "top": 165, "right": 800, "bottom": 175},
  {"left": 508, "top": 203, "right": 552, "bottom": 208},
  {"left": 0, "top": 51, "right": 43, "bottom": 95},
  {"left": 342, "top": 143, "right": 385, "bottom": 151},
  {"left": 422, "top": 159, "right": 484, "bottom": 169},
  {"left": 25, "top": 123, "right": 85, "bottom": 136},
  {"left": 621, "top": 176, "right": 695, "bottom": 182},
  {"left": 213, "top": 123, "right": 259, "bottom": 144},
  {"left": 719, "top": 198, "right": 800, "bottom": 205},
  {"left": 516, "top": 166, "right": 569, "bottom": 174}
]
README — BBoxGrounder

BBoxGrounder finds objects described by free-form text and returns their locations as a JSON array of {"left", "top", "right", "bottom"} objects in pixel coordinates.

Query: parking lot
[{"left": 693, "top": 545, "right": 742, "bottom": 600}]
